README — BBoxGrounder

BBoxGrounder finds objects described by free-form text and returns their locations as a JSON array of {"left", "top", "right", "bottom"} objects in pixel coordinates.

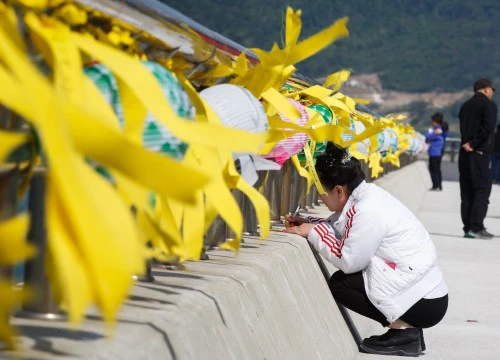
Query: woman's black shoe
[
  {"left": 366, "top": 329, "right": 425, "bottom": 350},
  {"left": 359, "top": 328, "right": 422, "bottom": 357},
  {"left": 419, "top": 328, "right": 426, "bottom": 351}
]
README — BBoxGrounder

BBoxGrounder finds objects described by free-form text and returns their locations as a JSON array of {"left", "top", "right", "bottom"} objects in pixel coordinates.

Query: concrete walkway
[{"left": 356, "top": 181, "right": 500, "bottom": 360}]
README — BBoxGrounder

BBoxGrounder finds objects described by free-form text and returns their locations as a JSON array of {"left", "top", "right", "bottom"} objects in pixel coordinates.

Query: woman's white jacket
[{"left": 307, "top": 181, "right": 446, "bottom": 323}]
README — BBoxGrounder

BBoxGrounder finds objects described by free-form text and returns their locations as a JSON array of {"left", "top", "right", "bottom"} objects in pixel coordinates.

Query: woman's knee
[
  {"left": 401, "top": 295, "right": 448, "bottom": 328},
  {"left": 328, "top": 270, "right": 347, "bottom": 295}
]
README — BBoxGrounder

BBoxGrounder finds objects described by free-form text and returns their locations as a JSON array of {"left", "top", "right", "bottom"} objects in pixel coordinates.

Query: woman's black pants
[
  {"left": 329, "top": 270, "right": 448, "bottom": 328},
  {"left": 429, "top": 156, "right": 442, "bottom": 189}
]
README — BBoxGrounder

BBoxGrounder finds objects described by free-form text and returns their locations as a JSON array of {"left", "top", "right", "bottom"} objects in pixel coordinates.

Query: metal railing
[
  {"left": 8, "top": 152, "right": 417, "bottom": 334},
  {"left": 204, "top": 152, "right": 416, "bottom": 251},
  {"left": 443, "top": 137, "right": 461, "bottom": 163}
]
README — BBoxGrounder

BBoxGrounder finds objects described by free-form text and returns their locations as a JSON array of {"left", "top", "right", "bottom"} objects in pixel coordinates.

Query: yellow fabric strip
[
  {"left": 323, "top": 69, "right": 351, "bottom": 92},
  {"left": 291, "top": 155, "right": 312, "bottom": 192},
  {"left": 0, "top": 214, "right": 34, "bottom": 266},
  {"left": 0, "top": 131, "right": 29, "bottom": 162},
  {"left": 180, "top": 190, "right": 205, "bottom": 260},
  {"left": 287, "top": 17, "right": 349, "bottom": 64},
  {"left": 71, "top": 32, "right": 267, "bottom": 153},
  {"left": 303, "top": 143, "right": 326, "bottom": 195}
]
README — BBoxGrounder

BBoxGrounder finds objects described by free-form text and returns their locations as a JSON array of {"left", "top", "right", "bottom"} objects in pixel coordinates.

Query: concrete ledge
[
  {"left": 6, "top": 161, "right": 431, "bottom": 360},
  {"left": 9, "top": 234, "right": 359, "bottom": 359},
  {"left": 375, "top": 160, "right": 432, "bottom": 214}
]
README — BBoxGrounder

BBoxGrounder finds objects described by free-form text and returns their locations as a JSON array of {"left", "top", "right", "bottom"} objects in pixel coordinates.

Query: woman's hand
[
  {"left": 284, "top": 214, "right": 310, "bottom": 228},
  {"left": 283, "top": 223, "right": 316, "bottom": 238},
  {"left": 434, "top": 128, "right": 443, "bottom": 135}
]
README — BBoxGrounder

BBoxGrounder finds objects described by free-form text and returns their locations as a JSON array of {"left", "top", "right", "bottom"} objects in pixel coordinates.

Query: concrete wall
[
  {"left": 7, "top": 161, "right": 431, "bottom": 360},
  {"left": 375, "top": 160, "right": 432, "bottom": 214}
]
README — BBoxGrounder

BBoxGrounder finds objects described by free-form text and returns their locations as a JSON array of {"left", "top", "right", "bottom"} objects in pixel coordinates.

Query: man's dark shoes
[
  {"left": 465, "top": 229, "right": 494, "bottom": 239},
  {"left": 359, "top": 328, "right": 422, "bottom": 357},
  {"left": 464, "top": 231, "right": 477, "bottom": 239},
  {"left": 477, "top": 229, "right": 494, "bottom": 239}
]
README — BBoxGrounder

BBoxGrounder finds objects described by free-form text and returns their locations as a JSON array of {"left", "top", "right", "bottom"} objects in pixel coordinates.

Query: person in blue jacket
[{"left": 426, "top": 113, "right": 445, "bottom": 190}]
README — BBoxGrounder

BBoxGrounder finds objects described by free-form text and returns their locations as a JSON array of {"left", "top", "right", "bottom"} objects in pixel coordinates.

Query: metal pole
[
  {"left": 246, "top": 199, "right": 258, "bottom": 236},
  {"left": 263, "top": 171, "right": 274, "bottom": 202},
  {"left": 279, "top": 161, "right": 292, "bottom": 219},
  {"left": 299, "top": 177, "right": 307, "bottom": 211},
  {"left": 270, "top": 168, "right": 283, "bottom": 224},
  {"left": 133, "top": 241, "right": 155, "bottom": 283},
  {"left": 289, "top": 165, "right": 301, "bottom": 213},
  {"left": 306, "top": 188, "right": 313, "bottom": 210},
  {"left": 239, "top": 189, "right": 259, "bottom": 236},
  {"left": 312, "top": 186, "right": 320, "bottom": 206},
  {"left": 205, "top": 216, "right": 229, "bottom": 249},
  {"left": 132, "top": 258, "right": 155, "bottom": 283},
  {"left": 17, "top": 173, "right": 66, "bottom": 321},
  {"left": 450, "top": 141, "right": 457, "bottom": 163}
]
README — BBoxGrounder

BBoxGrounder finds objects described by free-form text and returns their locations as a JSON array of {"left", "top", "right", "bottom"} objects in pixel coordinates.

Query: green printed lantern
[
  {"left": 309, "top": 104, "right": 334, "bottom": 125},
  {"left": 83, "top": 61, "right": 194, "bottom": 160},
  {"left": 297, "top": 103, "right": 334, "bottom": 161},
  {"left": 141, "top": 61, "right": 194, "bottom": 159}
]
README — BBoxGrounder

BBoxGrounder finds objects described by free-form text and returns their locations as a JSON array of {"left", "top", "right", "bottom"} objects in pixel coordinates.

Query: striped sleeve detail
[
  {"left": 313, "top": 223, "right": 341, "bottom": 258},
  {"left": 307, "top": 216, "right": 326, "bottom": 224},
  {"left": 340, "top": 206, "right": 356, "bottom": 249}
]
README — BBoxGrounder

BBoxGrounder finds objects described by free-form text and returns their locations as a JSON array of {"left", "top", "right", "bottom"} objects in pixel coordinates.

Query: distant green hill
[{"left": 163, "top": 0, "right": 500, "bottom": 93}]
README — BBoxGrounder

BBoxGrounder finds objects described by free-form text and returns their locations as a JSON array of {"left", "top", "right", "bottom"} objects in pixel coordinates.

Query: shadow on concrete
[
  {"left": 429, "top": 232, "right": 464, "bottom": 239},
  {"left": 200, "top": 259, "right": 259, "bottom": 271},
  {"left": 146, "top": 322, "right": 178, "bottom": 360},
  {"left": 241, "top": 244, "right": 260, "bottom": 249},
  {"left": 136, "top": 284, "right": 179, "bottom": 297},
  {"left": 2, "top": 353, "right": 46, "bottom": 360},
  {"left": 14, "top": 325, "right": 103, "bottom": 358},
  {"left": 128, "top": 294, "right": 175, "bottom": 306},
  {"left": 430, "top": 231, "right": 500, "bottom": 239},
  {"left": 150, "top": 283, "right": 227, "bottom": 326},
  {"left": 84, "top": 315, "right": 178, "bottom": 359},
  {"left": 124, "top": 302, "right": 166, "bottom": 311},
  {"left": 151, "top": 271, "right": 204, "bottom": 280}
]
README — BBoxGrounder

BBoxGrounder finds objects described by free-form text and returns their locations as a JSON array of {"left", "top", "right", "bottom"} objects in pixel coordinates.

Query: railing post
[
  {"left": 312, "top": 186, "right": 320, "bottom": 206},
  {"left": 17, "top": 171, "right": 66, "bottom": 321},
  {"left": 450, "top": 140, "right": 457, "bottom": 163},
  {"left": 306, "top": 187, "right": 314, "bottom": 210},
  {"left": 133, "top": 240, "right": 155, "bottom": 283},
  {"left": 262, "top": 170, "right": 273, "bottom": 203},
  {"left": 279, "top": 161, "right": 292, "bottom": 219},
  {"left": 240, "top": 189, "right": 259, "bottom": 236},
  {"left": 205, "top": 216, "right": 229, "bottom": 250},
  {"left": 299, "top": 176, "right": 307, "bottom": 211},
  {"left": 270, "top": 168, "right": 283, "bottom": 224},
  {"left": 289, "top": 165, "right": 301, "bottom": 213}
]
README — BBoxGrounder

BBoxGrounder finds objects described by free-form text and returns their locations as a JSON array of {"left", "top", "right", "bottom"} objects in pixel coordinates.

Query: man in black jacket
[
  {"left": 493, "top": 125, "right": 500, "bottom": 183},
  {"left": 458, "top": 79, "right": 497, "bottom": 239}
]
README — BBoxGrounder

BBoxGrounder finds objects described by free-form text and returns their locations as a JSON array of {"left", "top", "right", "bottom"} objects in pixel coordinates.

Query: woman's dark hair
[
  {"left": 431, "top": 112, "right": 444, "bottom": 126},
  {"left": 315, "top": 142, "right": 365, "bottom": 194}
]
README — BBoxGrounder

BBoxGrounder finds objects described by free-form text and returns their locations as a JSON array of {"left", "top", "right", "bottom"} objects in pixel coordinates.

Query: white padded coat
[{"left": 307, "top": 181, "right": 446, "bottom": 323}]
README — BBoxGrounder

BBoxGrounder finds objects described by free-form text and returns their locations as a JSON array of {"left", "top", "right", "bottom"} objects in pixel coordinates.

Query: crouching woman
[{"left": 285, "top": 144, "right": 448, "bottom": 356}]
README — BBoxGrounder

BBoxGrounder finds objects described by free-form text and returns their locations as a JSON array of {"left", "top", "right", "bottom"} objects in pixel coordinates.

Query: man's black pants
[
  {"left": 429, "top": 156, "right": 442, "bottom": 189},
  {"left": 329, "top": 271, "right": 448, "bottom": 328},
  {"left": 458, "top": 149, "right": 492, "bottom": 233}
]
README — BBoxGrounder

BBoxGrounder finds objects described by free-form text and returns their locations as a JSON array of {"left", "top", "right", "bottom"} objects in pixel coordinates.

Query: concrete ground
[{"left": 356, "top": 181, "right": 500, "bottom": 360}]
